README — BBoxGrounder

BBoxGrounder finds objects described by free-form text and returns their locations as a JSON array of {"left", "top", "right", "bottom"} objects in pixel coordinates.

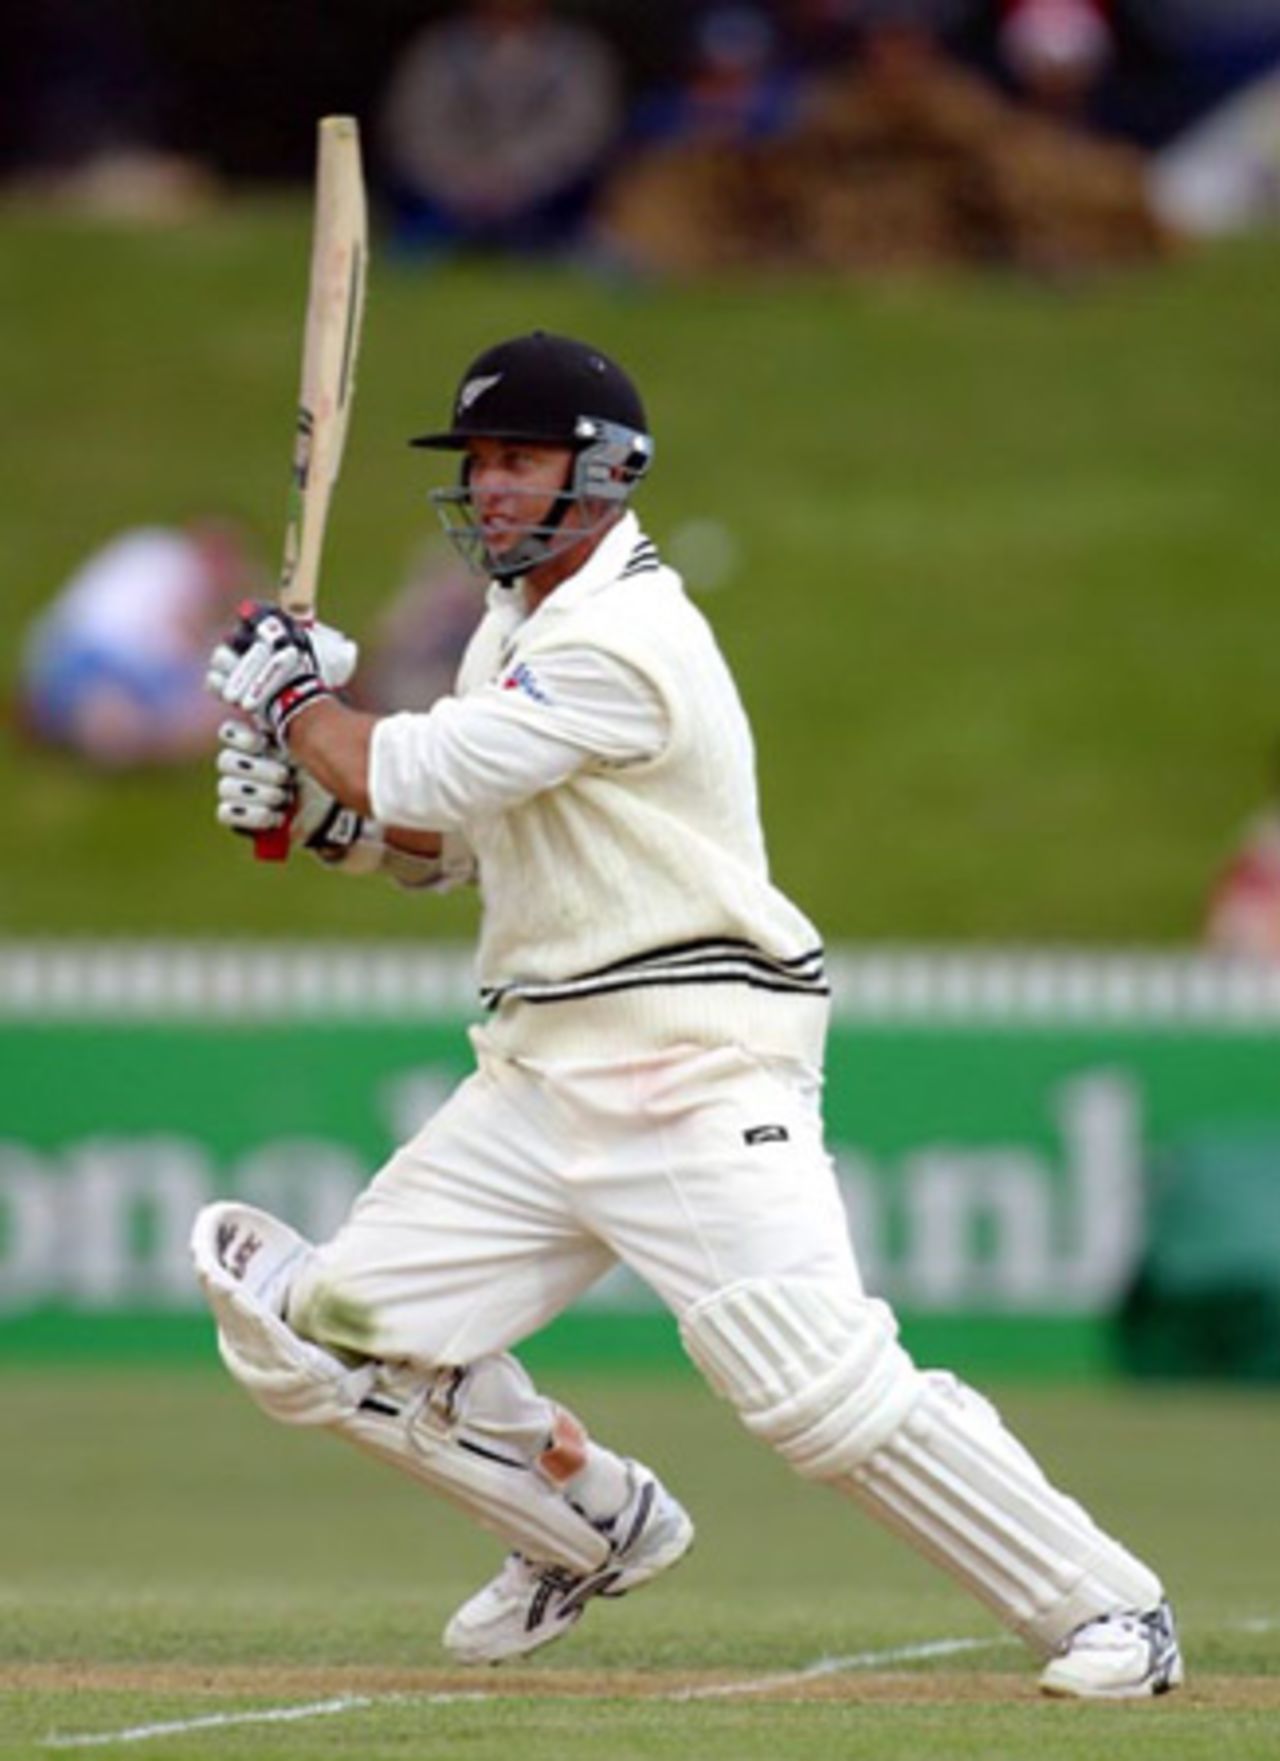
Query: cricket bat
[{"left": 256, "top": 113, "right": 367, "bottom": 860}]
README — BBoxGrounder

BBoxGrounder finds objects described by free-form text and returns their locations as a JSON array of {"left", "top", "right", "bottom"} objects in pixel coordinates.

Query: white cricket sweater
[{"left": 370, "top": 514, "right": 829, "bottom": 1063}]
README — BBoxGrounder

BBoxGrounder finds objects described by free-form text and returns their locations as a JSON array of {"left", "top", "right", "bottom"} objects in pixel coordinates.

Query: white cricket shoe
[
  {"left": 443, "top": 1464, "right": 694, "bottom": 1665},
  {"left": 1039, "top": 1599, "right": 1184, "bottom": 1699}
]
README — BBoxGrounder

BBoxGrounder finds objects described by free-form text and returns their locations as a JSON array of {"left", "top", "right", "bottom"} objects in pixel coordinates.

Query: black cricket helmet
[{"left": 412, "top": 331, "right": 655, "bottom": 581}]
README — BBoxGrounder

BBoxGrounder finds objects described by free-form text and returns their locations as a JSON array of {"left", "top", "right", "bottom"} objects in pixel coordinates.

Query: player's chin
[
  {"left": 480, "top": 532, "right": 528, "bottom": 569},
  {"left": 480, "top": 523, "right": 522, "bottom": 553}
]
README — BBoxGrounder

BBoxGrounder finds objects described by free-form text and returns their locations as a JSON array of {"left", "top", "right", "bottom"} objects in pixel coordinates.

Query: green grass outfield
[
  {"left": 2, "top": 1369, "right": 1278, "bottom": 1757},
  {"left": 2, "top": 208, "right": 1279, "bottom": 941}
]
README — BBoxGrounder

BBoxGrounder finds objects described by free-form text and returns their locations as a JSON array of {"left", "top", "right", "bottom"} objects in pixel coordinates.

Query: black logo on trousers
[{"left": 744, "top": 1124, "right": 789, "bottom": 1145}]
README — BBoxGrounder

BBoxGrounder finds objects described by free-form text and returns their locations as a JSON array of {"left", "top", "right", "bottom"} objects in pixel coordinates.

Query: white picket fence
[{"left": 3, "top": 941, "right": 1280, "bottom": 1025}]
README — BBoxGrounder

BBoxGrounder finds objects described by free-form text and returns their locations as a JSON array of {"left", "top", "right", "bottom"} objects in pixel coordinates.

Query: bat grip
[
  {"left": 250, "top": 618, "right": 311, "bottom": 863},
  {"left": 253, "top": 792, "right": 297, "bottom": 863},
  {"left": 253, "top": 824, "right": 292, "bottom": 863}
]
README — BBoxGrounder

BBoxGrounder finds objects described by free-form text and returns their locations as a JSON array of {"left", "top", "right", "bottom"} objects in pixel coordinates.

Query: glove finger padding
[
  {"left": 217, "top": 743, "right": 293, "bottom": 789},
  {"left": 218, "top": 796, "right": 289, "bottom": 832},
  {"left": 215, "top": 718, "right": 295, "bottom": 835},
  {"left": 215, "top": 760, "right": 379, "bottom": 867},
  {"left": 224, "top": 641, "right": 300, "bottom": 713},
  {"left": 218, "top": 718, "right": 274, "bottom": 757},
  {"left": 205, "top": 641, "right": 240, "bottom": 697},
  {"left": 213, "top": 700, "right": 380, "bottom": 870},
  {"left": 218, "top": 772, "right": 291, "bottom": 809}
]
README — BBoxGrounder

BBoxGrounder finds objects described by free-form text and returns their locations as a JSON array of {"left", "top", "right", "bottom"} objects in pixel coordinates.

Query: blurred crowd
[
  {"left": 4, "top": 1, "right": 1280, "bottom": 269},
  {"left": 600, "top": 3, "right": 1167, "bottom": 276},
  {"left": 381, "top": 0, "right": 1169, "bottom": 276},
  {"left": 8, "top": 0, "right": 1280, "bottom": 964}
]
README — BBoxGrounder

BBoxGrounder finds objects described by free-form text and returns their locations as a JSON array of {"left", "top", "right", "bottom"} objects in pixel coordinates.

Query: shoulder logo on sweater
[{"left": 501, "top": 661, "right": 552, "bottom": 704}]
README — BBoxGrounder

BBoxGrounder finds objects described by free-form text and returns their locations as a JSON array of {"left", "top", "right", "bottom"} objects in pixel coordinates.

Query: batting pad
[
  {"left": 843, "top": 1371, "right": 1164, "bottom": 1654},
  {"left": 189, "top": 1202, "right": 610, "bottom": 1574},
  {"left": 191, "top": 1201, "right": 380, "bottom": 1425},
  {"left": 681, "top": 1277, "right": 1162, "bottom": 1654},
  {"left": 680, "top": 1278, "right": 925, "bottom": 1477}
]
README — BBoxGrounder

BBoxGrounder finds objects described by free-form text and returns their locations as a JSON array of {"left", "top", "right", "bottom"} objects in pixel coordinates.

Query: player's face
[{"left": 465, "top": 439, "right": 575, "bottom": 560}]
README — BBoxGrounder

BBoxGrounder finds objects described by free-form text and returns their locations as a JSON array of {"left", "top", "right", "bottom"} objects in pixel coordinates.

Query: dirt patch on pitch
[{"left": 5, "top": 1663, "right": 1280, "bottom": 1709}]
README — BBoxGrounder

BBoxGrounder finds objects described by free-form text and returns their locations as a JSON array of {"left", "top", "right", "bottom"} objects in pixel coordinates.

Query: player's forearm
[
  {"left": 286, "top": 699, "right": 444, "bottom": 858},
  {"left": 385, "top": 824, "right": 444, "bottom": 859},
  {"left": 284, "top": 698, "right": 376, "bottom": 817}
]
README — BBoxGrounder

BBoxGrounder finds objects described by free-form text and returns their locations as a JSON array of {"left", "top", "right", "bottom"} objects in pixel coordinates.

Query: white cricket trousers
[{"left": 290, "top": 1034, "right": 862, "bottom": 1368}]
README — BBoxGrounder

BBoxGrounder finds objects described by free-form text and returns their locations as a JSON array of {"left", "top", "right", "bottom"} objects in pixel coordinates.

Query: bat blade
[
  {"left": 256, "top": 115, "right": 366, "bottom": 862},
  {"left": 279, "top": 114, "right": 367, "bottom": 621}
]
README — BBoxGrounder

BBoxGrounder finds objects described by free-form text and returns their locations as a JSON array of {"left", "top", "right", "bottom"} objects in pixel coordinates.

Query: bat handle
[
  {"left": 253, "top": 825, "right": 292, "bottom": 863},
  {"left": 253, "top": 791, "right": 297, "bottom": 862},
  {"left": 250, "top": 639, "right": 308, "bottom": 862}
]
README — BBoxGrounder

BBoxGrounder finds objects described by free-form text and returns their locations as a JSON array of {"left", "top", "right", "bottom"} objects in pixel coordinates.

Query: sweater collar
[{"left": 485, "top": 511, "right": 644, "bottom": 627}]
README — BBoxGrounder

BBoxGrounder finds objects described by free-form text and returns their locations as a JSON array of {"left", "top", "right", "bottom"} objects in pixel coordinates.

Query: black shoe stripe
[
  {"left": 558, "top": 1569, "right": 623, "bottom": 1616},
  {"left": 614, "top": 1479, "right": 655, "bottom": 1559}
]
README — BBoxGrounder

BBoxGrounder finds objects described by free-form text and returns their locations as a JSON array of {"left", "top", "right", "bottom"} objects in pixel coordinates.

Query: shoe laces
[
  {"left": 502, "top": 1553, "right": 581, "bottom": 1596},
  {"left": 1063, "top": 1604, "right": 1168, "bottom": 1654}
]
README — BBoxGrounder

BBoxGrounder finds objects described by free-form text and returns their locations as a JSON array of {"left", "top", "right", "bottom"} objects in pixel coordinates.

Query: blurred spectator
[
  {"left": 355, "top": 544, "right": 482, "bottom": 714},
  {"left": 602, "top": 14, "right": 1169, "bottom": 277},
  {"left": 13, "top": 149, "right": 218, "bottom": 223},
  {"left": 8, "top": 5, "right": 1273, "bottom": 190},
  {"left": 1149, "top": 61, "right": 1280, "bottom": 236},
  {"left": 630, "top": 6, "right": 799, "bottom": 148},
  {"left": 376, "top": 0, "right": 624, "bottom": 256},
  {"left": 1205, "top": 749, "right": 1280, "bottom": 960},
  {"left": 998, "top": 0, "right": 1115, "bottom": 122},
  {"left": 18, "top": 521, "right": 263, "bottom": 767},
  {"left": 599, "top": 5, "right": 805, "bottom": 274},
  {"left": 792, "top": 20, "right": 1010, "bottom": 271}
]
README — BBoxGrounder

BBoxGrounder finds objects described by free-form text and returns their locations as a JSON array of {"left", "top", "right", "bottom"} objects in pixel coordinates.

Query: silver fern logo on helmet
[{"left": 457, "top": 373, "right": 503, "bottom": 414}]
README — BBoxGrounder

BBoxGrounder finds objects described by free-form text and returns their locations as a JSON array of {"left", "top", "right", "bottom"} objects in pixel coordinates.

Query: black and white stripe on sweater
[
  {"left": 620, "top": 536, "right": 661, "bottom": 581},
  {"left": 480, "top": 936, "right": 828, "bottom": 1011}
]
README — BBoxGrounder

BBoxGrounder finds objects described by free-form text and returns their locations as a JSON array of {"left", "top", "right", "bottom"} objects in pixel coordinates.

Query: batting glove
[
  {"left": 207, "top": 613, "right": 358, "bottom": 699},
  {"left": 208, "top": 601, "right": 358, "bottom": 742},
  {"left": 216, "top": 720, "right": 381, "bottom": 870}
]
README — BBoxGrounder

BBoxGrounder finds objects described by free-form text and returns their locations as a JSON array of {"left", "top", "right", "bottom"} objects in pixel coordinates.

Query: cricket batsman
[{"left": 193, "top": 330, "right": 1181, "bottom": 1696}]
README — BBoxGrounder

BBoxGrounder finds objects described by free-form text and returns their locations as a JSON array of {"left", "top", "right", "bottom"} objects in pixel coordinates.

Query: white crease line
[
  {"left": 670, "top": 1635, "right": 1007, "bottom": 1700},
  {"left": 37, "top": 1610, "right": 1280, "bottom": 1745},
  {"left": 43, "top": 1692, "right": 486, "bottom": 1750},
  {"left": 44, "top": 1697, "right": 377, "bottom": 1750},
  {"left": 42, "top": 1635, "right": 1006, "bottom": 1746}
]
